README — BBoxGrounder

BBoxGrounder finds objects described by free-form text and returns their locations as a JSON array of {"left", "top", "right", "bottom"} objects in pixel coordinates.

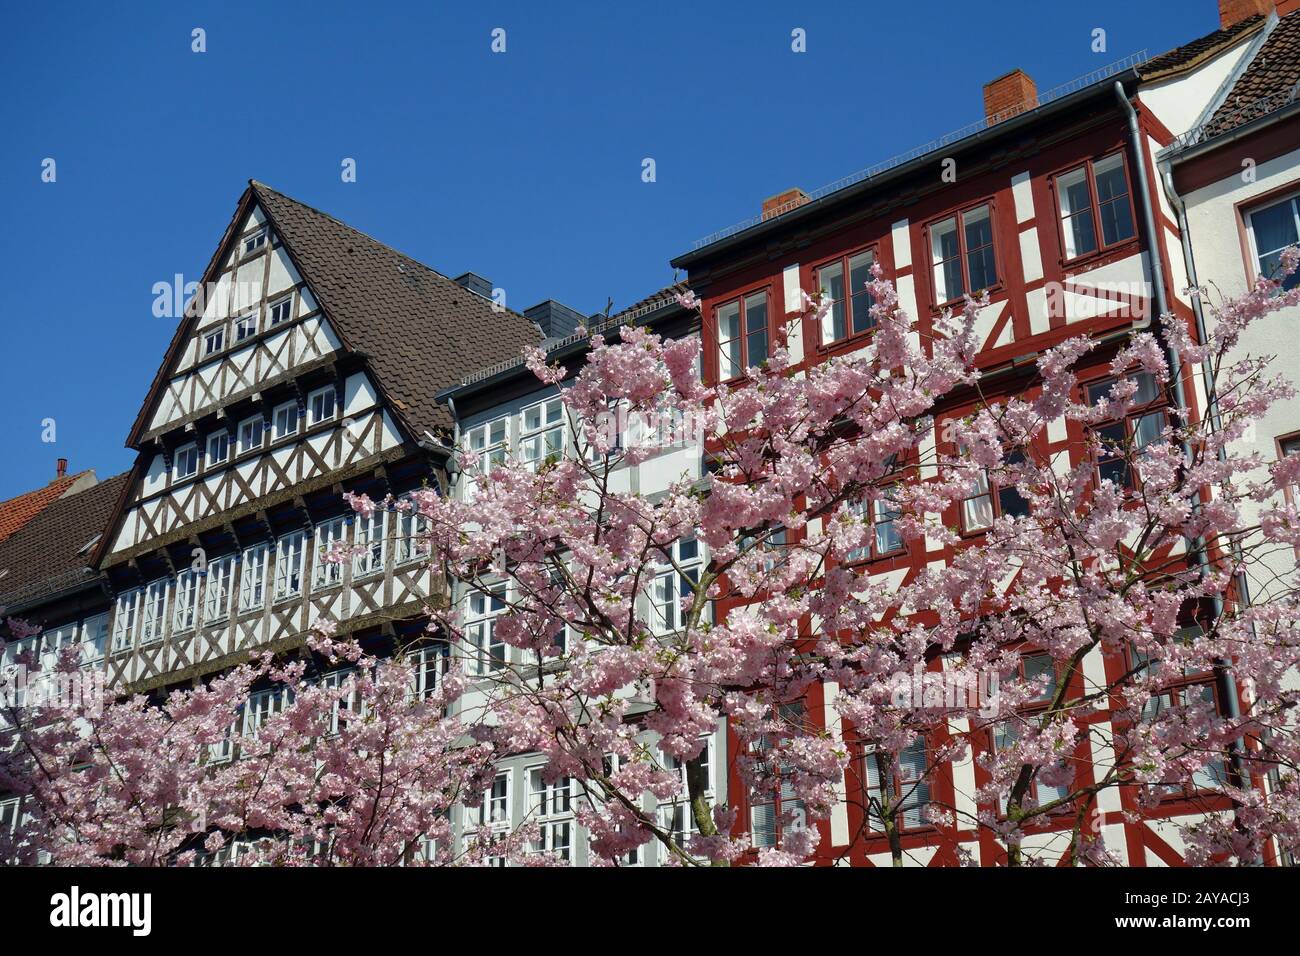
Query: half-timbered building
[
  {"left": 88, "top": 181, "right": 539, "bottom": 694},
  {"left": 664, "top": 0, "right": 1292, "bottom": 866}
]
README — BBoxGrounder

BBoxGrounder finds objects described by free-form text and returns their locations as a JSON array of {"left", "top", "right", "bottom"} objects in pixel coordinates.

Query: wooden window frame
[
  {"left": 924, "top": 199, "right": 1003, "bottom": 310},
  {"left": 1050, "top": 150, "right": 1139, "bottom": 266}
]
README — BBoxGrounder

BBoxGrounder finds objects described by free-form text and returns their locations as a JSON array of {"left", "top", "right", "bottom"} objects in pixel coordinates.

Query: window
[
  {"left": 845, "top": 490, "right": 903, "bottom": 563},
  {"left": 174, "top": 443, "right": 199, "bottom": 481},
  {"left": 80, "top": 612, "right": 109, "bottom": 666},
  {"left": 1018, "top": 651, "right": 1058, "bottom": 704},
  {"left": 239, "top": 544, "right": 268, "bottom": 611},
  {"left": 1056, "top": 153, "right": 1135, "bottom": 260},
  {"left": 865, "top": 738, "right": 930, "bottom": 830},
  {"left": 140, "top": 579, "right": 169, "bottom": 644},
  {"left": 526, "top": 768, "right": 574, "bottom": 862},
  {"left": 817, "top": 249, "right": 876, "bottom": 344},
  {"left": 274, "top": 532, "right": 306, "bottom": 601},
  {"left": 206, "top": 431, "right": 230, "bottom": 466},
  {"left": 173, "top": 571, "right": 198, "bottom": 633},
  {"left": 396, "top": 503, "right": 431, "bottom": 564},
  {"left": 648, "top": 537, "right": 701, "bottom": 635},
  {"left": 1138, "top": 682, "right": 1227, "bottom": 794},
  {"left": 959, "top": 449, "right": 1030, "bottom": 532},
  {"left": 268, "top": 296, "right": 293, "bottom": 326},
  {"left": 520, "top": 397, "right": 565, "bottom": 471},
  {"left": 751, "top": 704, "right": 809, "bottom": 849},
  {"left": 465, "top": 583, "right": 507, "bottom": 675},
  {"left": 409, "top": 644, "right": 447, "bottom": 700},
  {"left": 307, "top": 386, "right": 336, "bottom": 426},
  {"left": 237, "top": 416, "right": 264, "bottom": 455},
  {"left": 353, "top": 511, "right": 386, "bottom": 578},
  {"left": 235, "top": 312, "right": 258, "bottom": 342},
  {"left": 658, "top": 737, "right": 715, "bottom": 861},
  {"left": 320, "top": 668, "right": 363, "bottom": 735},
  {"left": 0, "top": 797, "right": 20, "bottom": 841},
  {"left": 112, "top": 588, "right": 141, "bottom": 652},
  {"left": 271, "top": 401, "right": 299, "bottom": 441},
  {"left": 1245, "top": 191, "right": 1300, "bottom": 290},
  {"left": 1086, "top": 371, "right": 1164, "bottom": 489},
  {"left": 716, "top": 290, "right": 769, "bottom": 381},
  {"left": 313, "top": 518, "right": 347, "bottom": 589},
  {"left": 1282, "top": 435, "right": 1300, "bottom": 497},
  {"left": 242, "top": 228, "right": 267, "bottom": 255},
  {"left": 466, "top": 417, "right": 508, "bottom": 476},
  {"left": 992, "top": 721, "right": 1071, "bottom": 812},
  {"left": 204, "top": 555, "right": 235, "bottom": 622},
  {"left": 203, "top": 328, "right": 224, "bottom": 357},
  {"left": 930, "top": 203, "right": 997, "bottom": 304},
  {"left": 243, "top": 687, "right": 292, "bottom": 739}
]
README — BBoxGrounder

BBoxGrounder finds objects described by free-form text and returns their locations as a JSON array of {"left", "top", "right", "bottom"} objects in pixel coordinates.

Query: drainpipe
[{"left": 1115, "top": 83, "right": 1251, "bottom": 831}]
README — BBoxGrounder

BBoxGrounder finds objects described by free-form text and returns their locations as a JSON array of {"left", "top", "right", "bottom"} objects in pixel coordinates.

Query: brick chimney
[
  {"left": 983, "top": 69, "right": 1038, "bottom": 124},
  {"left": 762, "top": 188, "right": 810, "bottom": 221},
  {"left": 1219, "top": 0, "right": 1273, "bottom": 28},
  {"left": 56, "top": 457, "right": 67, "bottom": 478}
]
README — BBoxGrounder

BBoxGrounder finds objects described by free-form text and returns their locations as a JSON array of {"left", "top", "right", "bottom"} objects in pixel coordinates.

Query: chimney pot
[
  {"left": 762, "top": 188, "right": 810, "bottom": 221},
  {"left": 983, "top": 69, "right": 1038, "bottom": 125},
  {"left": 1219, "top": 0, "right": 1273, "bottom": 28},
  {"left": 56, "top": 458, "right": 68, "bottom": 478}
]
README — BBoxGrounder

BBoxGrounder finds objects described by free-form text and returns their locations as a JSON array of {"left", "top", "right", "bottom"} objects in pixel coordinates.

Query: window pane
[
  {"left": 1093, "top": 155, "right": 1127, "bottom": 201},
  {"left": 746, "top": 293, "right": 769, "bottom": 367},
  {"left": 819, "top": 262, "right": 846, "bottom": 342},
  {"left": 848, "top": 252, "right": 876, "bottom": 334},
  {"left": 1058, "top": 168, "right": 1097, "bottom": 258},
  {"left": 717, "top": 301, "right": 742, "bottom": 379},
  {"left": 963, "top": 205, "right": 996, "bottom": 292},
  {"left": 1132, "top": 410, "right": 1163, "bottom": 450},
  {"left": 931, "top": 217, "right": 962, "bottom": 301}
]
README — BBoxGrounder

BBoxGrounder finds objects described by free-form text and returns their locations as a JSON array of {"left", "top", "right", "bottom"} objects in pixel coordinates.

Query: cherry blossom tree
[{"left": 3, "top": 250, "right": 1299, "bottom": 867}]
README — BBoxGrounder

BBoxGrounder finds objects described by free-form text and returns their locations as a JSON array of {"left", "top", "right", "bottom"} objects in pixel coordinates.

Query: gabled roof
[
  {"left": 126, "top": 182, "right": 541, "bottom": 447},
  {"left": 0, "top": 472, "right": 128, "bottom": 613},
  {"left": 0, "top": 471, "right": 93, "bottom": 546},
  {"left": 1203, "top": 8, "right": 1300, "bottom": 136},
  {"left": 1137, "top": 14, "right": 1267, "bottom": 79}
]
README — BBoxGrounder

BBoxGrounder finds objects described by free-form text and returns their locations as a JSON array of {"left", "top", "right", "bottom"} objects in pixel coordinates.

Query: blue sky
[{"left": 0, "top": 0, "right": 1220, "bottom": 499}]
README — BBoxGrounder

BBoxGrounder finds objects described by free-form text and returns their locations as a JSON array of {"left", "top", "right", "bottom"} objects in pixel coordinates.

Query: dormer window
[
  {"left": 269, "top": 296, "right": 293, "bottom": 326},
  {"left": 308, "top": 386, "right": 336, "bottom": 426},
  {"left": 235, "top": 313, "right": 258, "bottom": 342},
  {"left": 203, "top": 328, "right": 224, "bottom": 357},
  {"left": 174, "top": 443, "right": 199, "bottom": 481},
  {"left": 207, "top": 430, "right": 230, "bottom": 466},
  {"left": 272, "top": 401, "right": 299, "bottom": 441},
  {"left": 243, "top": 228, "right": 267, "bottom": 255}
]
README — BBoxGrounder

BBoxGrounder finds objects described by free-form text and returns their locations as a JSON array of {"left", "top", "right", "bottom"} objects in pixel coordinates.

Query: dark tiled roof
[
  {"left": 0, "top": 473, "right": 128, "bottom": 611},
  {"left": 251, "top": 183, "right": 541, "bottom": 435},
  {"left": 1203, "top": 10, "right": 1300, "bottom": 136},
  {"left": 0, "top": 472, "right": 87, "bottom": 545},
  {"left": 1139, "top": 14, "right": 1266, "bottom": 78}
]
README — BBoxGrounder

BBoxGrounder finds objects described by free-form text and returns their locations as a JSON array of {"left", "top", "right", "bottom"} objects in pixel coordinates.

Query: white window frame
[
  {"left": 1244, "top": 189, "right": 1300, "bottom": 285},
  {"left": 396, "top": 502, "right": 431, "bottom": 564},
  {"left": 526, "top": 766, "right": 574, "bottom": 863},
  {"left": 647, "top": 537, "right": 702, "bottom": 635},
  {"left": 173, "top": 570, "right": 199, "bottom": 634},
  {"left": 243, "top": 686, "right": 292, "bottom": 739},
  {"left": 80, "top": 612, "right": 109, "bottom": 666},
  {"left": 271, "top": 401, "right": 299, "bottom": 442},
  {"left": 408, "top": 644, "right": 446, "bottom": 700},
  {"left": 203, "top": 327, "right": 224, "bottom": 357},
  {"left": 111, "top": 588, "right": 141, "bottom": 653},
  {"left": 204, "top": 555, "right": 236, "bottom": 623},
  {"left": 268, "top": 295, "right": 293, "bottom": 326},
  {"left": 352, "top": 511, "right": 386, "bottom": 579},
  {"left": 242, "top": 227, "right": 267, "bottom": 256},
  {"left": 239, "top": 544, "right": 268, "bottom": 612},
  {"left": 658, "top": 736, "right": 715, "bottom": 863},
  {"left": 307, "top": 385, "right": 337, "bottom": 426},
  {"left": 173, "top": 443, "right": 199, "bottom": 481},
  {"left": 468, "top": 769, "right": 513, "bottom": 866},
  {"left": 274, "top": 532, "right": 306, "bottom": 601},
  {"left": 865, "top": 739, "right": 931, "bottom": 831},
  {"left": 465, "top": 582, "right": 508, "bottom": 676},
  {"left": 234, "top": 311, "right": 258, "bottom": 342},
  {"left": 519, "top": 397, "right": 565, "bottom": 472},
  {"left": 206, "top": 430, "right": 230, "bottom": 466},
  {"left": 464, "top": 416, "right": 509, "bottom": 494},
  {"left": 139, "top": 579, "right": 169, "bottom": 645},
  {"left": 313, "top": 517, "right": 347, "bottom": 589},
  {"left": 237, "top": 416, "right": 264, "bottom": 456}
]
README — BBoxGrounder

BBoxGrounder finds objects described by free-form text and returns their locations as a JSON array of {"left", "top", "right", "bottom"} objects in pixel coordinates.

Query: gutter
[{"left": 1115, "top": 82, "right": 1251, "bottom": 820}]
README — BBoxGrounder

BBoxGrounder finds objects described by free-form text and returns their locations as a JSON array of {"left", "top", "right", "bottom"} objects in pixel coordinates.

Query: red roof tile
[{"left": 0, "top": 471, "right": 91, "bottom": 545}]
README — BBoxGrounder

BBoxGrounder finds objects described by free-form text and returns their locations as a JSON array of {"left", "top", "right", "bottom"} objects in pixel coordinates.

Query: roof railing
[
  {"left": 1167, "top": 81, "right": 1300, "bottom": 152},
  {"left": 457, "top": 290, "right": 682, "bottom": 387},
  {"left": 690, "top": 50, "right": 1148, "bottom": 250}
]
